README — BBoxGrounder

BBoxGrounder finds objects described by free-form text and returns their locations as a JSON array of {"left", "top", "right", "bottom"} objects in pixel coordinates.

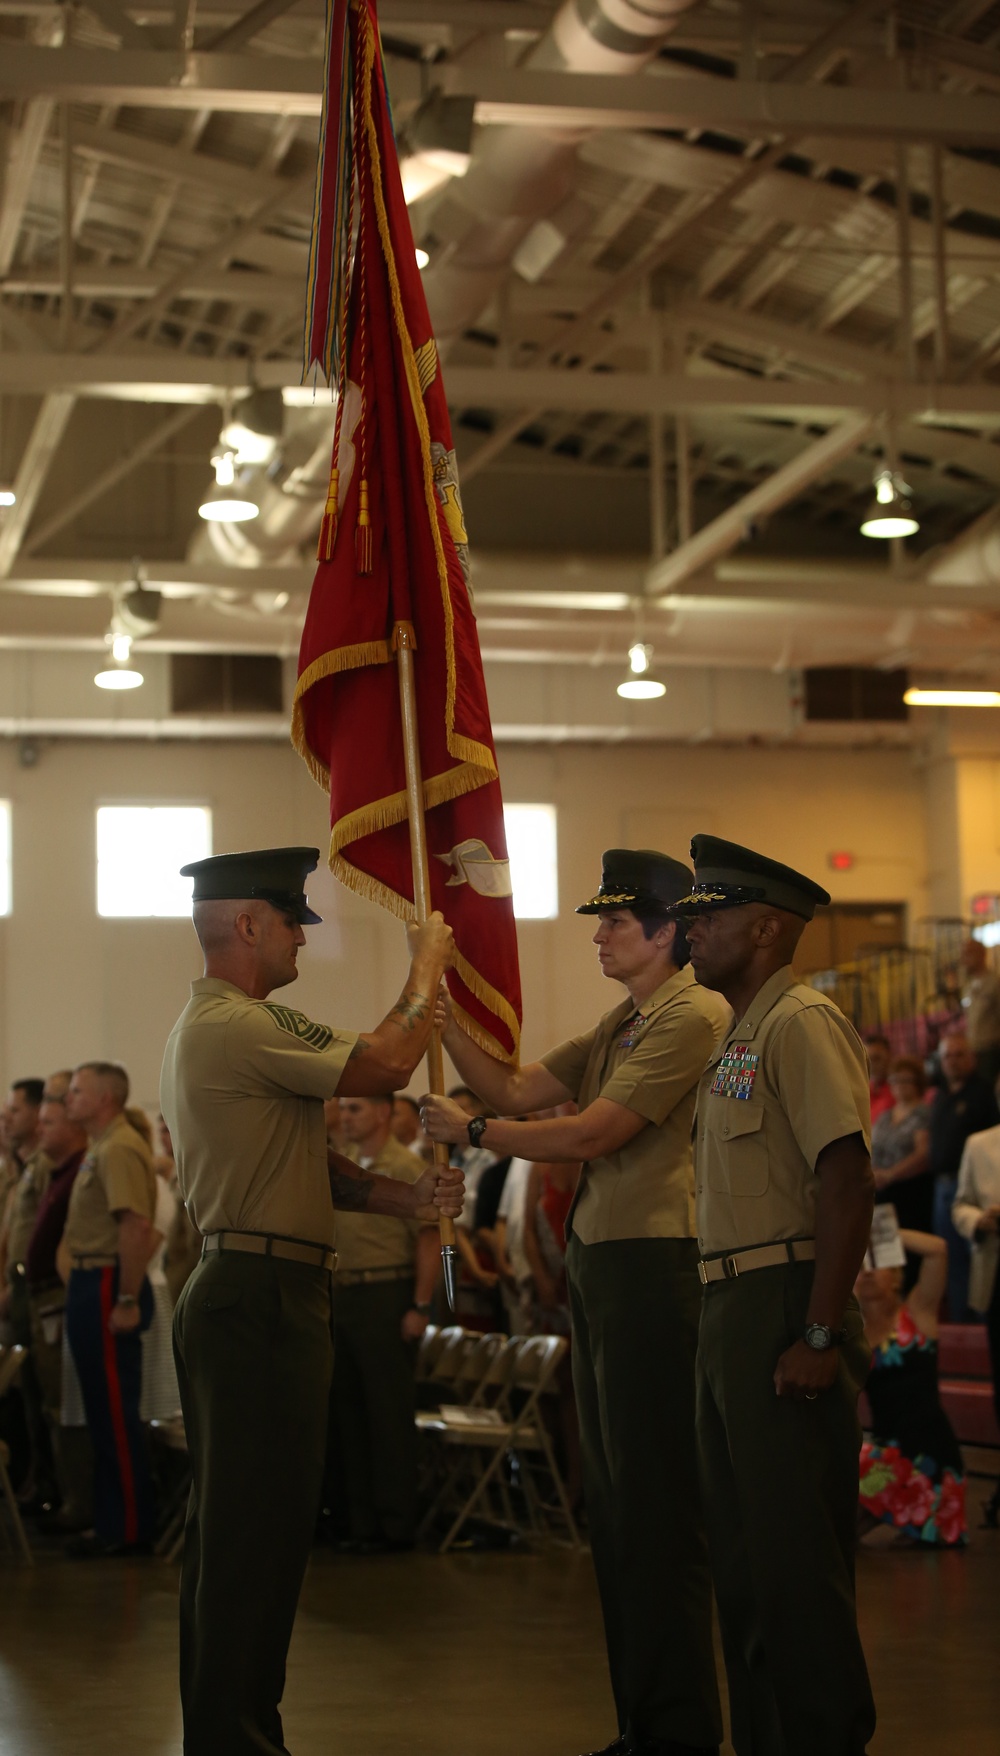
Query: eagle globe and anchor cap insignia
[{"left": 437, "top": 839, "right": 513, "bottom": 899}]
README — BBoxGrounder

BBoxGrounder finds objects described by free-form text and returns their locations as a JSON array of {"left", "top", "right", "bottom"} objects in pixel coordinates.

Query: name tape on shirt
[
  {"left": 711, "top": 1044, "right": 759, "bottom": 1101},
  {"left": 261, "top": 1003, "right": 335, "bottom": 1052}
]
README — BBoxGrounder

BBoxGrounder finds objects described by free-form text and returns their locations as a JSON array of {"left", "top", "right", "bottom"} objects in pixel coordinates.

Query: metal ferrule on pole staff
[{"left": 393, "top": 619, "right": 459, "bottom": 1311}]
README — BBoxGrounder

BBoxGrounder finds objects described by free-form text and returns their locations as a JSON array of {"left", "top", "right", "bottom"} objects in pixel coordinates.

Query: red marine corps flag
[{"left": 293, "top": 0, "right": 522, "bottom": 1065}]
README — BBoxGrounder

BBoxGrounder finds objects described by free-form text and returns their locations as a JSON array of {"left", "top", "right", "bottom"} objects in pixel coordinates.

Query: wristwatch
[
  {"left": 116, "top": 1293, "right": 138, "bottom": 1308},
  {"left": 466, "top": 1115, "right": 489, "bottom": 1148},
  {"left": 413, "top": 1301, "right": 432, "bottom": 1316},
  {"left": 804, "top": 1322, "right": 843, "bottom": 1351}
]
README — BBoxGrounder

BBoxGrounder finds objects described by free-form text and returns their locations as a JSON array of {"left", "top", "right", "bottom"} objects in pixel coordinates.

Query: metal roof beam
[
  {"left": 644, "top": 414, "right": 878, "bottom": 596},
  {"left": 5, "top": 53, "right": 1000, "bottom": 143},
  {"left": 0, "top": 393, "right": 76, "bottom": 576},
  {"left": 4, "top": 353, "right": 1000, "bottom": 423}
]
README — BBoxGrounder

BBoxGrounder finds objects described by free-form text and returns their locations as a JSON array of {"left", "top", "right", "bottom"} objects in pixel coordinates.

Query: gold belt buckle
[{"left": 698, "top": 1261, "right": 709, "bottom": 1286}]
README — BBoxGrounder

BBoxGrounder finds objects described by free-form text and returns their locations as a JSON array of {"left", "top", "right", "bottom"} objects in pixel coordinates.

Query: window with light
[
  {"left": 0, "top": 802, "right": 10, "bottom": 916},
  {"left": 97, "top": 806, "right": 212, "bottom": 918},
  {"left": 503, "top": 803, "right": 558, "bottom": 920}
]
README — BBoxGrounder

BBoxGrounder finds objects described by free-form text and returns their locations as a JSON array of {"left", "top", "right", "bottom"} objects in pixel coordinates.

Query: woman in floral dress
[{"left": 856, "top": 1228, "right": 967, "bottom": 1546}]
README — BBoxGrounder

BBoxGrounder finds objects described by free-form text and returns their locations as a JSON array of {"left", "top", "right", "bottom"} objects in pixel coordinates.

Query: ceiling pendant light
[
  {"left": 617, "top": 641, "right": 666, "bottom": 700},
  {"left": 860, "top": 468, "right": 919, "bottom": 539},
  {"left": 198, "top": 448, "right": 260, "bottom": 523},
  {"left": 95, "top": 631, "right": 144, "bottom": 691}
]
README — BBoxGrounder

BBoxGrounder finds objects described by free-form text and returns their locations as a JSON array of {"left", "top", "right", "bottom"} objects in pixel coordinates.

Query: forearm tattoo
[
  {"left": 389, "top": 988, "right": 430, "bottom": 1032},
  {"left": 329, "top": 1165, "right": 375, "bottom": 1211}
]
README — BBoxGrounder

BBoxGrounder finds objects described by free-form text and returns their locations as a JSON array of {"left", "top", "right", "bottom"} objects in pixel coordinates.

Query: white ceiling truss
[{"left": 3, "top": 0, "right": 1000, "bottom": 740}]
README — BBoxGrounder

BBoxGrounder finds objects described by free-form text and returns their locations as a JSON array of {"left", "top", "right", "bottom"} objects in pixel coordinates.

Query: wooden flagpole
[{"left": 393, "top": 620, "right": 459, "bottom": 1309}]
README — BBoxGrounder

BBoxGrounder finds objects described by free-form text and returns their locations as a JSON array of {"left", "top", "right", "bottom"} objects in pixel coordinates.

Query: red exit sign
[
  {"left": 828, "top": 851, "right": 855, "bottom": 872},
  {"left": 971, "top": 893, "right": 1000, "bottom": 918}
]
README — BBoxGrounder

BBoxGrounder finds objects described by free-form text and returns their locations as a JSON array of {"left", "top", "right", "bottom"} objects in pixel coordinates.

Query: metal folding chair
[
  {"left": 418, "top": 1334, "right": 580, "bottom": 1554},
  {"left": 0, "top": 1346, "right": 34, "bottom": 1565}
]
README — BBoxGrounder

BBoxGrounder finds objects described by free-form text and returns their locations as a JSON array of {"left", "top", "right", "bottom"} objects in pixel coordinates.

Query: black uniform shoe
[
  {"left": 579, "top": 1739, "right": 630, "bottom": 1756},
  {"left": 65, "top": 1534, "right": 153, "bottom": 1560},
  {"left": 632, "top": 1744, "right": 719, "bottom": 1756}
]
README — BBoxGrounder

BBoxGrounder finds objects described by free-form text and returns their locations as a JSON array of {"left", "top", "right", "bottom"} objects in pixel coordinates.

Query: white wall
[{"left": 0, "top": 736, "right": 929, "bottom": 1108}]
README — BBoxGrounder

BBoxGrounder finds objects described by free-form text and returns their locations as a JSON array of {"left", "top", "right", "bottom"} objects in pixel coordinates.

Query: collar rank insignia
[
  {"left": 711, "top": 1043, "right": 759, "bottom": 1101},
  {"left": 618, "top": 1010, "right": 648, "bottom": 1053}
]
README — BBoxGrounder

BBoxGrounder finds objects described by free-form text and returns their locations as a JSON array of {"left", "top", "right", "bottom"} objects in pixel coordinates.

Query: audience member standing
[
  {"left": 26, "top": 1078, "right": 91, "bottom": 1531},
  {"left": 960, "top": 937, "right": 1000, "bottom": 1086},
  {"left": 928, "top": 1033, "right": 999, "bottom": 1321},
  {"left": 63, "top": 1062, "right": 157, "bottom": 1558},
  {"left": 952, "top": 1124, "right": 1000, "bottom": 1524},
  {"left": 0, "top": 1078, "right": 56, "bottom": 1509},
  {"left": 871, "top": 1058, "right": 932, "bottom": 1235},
  {"left": 856, "top": 1230, "right": 966, "bottom": 1547},
  {"left": 332, "top": 1094, "right": 439, "bottom": 1551}
]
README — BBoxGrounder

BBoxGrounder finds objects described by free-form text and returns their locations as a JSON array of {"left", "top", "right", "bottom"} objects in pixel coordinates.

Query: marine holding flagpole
[{"left": 160, "top": 3, "right": 526, "bottom": 1751}]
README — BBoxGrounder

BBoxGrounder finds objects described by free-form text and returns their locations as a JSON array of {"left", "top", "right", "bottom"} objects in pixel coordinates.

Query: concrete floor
[{"left": 1, "top": 1483, "right": 999, "bottom": 1755}]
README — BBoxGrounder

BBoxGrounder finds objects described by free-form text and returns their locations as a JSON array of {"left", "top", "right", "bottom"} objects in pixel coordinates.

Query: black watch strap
[
  {"left": 414, "top": 1301, "right": 432, "bottom": 1315},
  {"left": 467, "top": 1114, "right": 488, "bottom": 1148}
]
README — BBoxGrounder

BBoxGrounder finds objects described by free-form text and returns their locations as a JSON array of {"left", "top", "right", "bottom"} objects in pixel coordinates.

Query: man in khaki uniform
[
  {"left": 423, "top": 849, "right": 731, "bottom": 1756},
  {"left": 63, "top": 1060, "right": 158, "bottom": 1557},
  {"left": 0, "top": 1078, "right": 56, "bottom": 1507},
  {"left": 160, "top": 846, "right": 460, "bottom": 1756},
  {"left": 332, "top": 1094, "right": 437, "bottom": 1549},
  {"left": 674, "top": 836, "right": 876, "bottom": 1756},
  {"left": 26, "top": 1077, "right": 92, "bottom": 1531}
]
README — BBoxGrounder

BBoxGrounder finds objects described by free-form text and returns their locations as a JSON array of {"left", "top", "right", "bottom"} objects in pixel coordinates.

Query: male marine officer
[
  {"left": 160, "top": 846, "right": 461, "bottom": 1756},
  {"left": 673, "top": 836, "right": 876, "bottom": 1756},
  {"left": 423, "top": 849, "right": 731, "bottom": 1756}
]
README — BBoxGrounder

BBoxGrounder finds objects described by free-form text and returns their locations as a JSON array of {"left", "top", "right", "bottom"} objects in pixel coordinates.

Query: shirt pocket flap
[{"left": 706, "top": 1101, "right": 764, "bottom": 1141}]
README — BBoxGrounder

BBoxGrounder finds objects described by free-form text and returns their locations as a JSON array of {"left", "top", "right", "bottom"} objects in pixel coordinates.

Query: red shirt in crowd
[
  {"left": 24, "top": 1149, "right": 86, "bottom": 1288},
  {"left": 869, "top": 1080, "right": 894, "bottom": 1125}
]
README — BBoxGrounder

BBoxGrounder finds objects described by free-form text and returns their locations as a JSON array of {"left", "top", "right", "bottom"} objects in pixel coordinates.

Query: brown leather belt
[
  {"left": 698, "top": 1238, "right": 816, "bottom": 1285},
  {"left": 336, "top": 1264, "right": 413, "bottom": 1288},
  {"left": 202, "top": 1232, "right": 336, "bottom": 1273}
]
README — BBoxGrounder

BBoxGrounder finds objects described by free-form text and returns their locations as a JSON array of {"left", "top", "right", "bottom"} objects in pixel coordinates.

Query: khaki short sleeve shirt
[
  {"left": 4, "top": 1148, "right": 52, "bottom": 1273},
  {"left": 694, "top": 964, "right": 871, "bottom": 1257},
  {"left": 159, "top": 976, "right": 359, "bottom": 1248},
  {"left": 64, "top": 1116, "right": 156, "bottom": 1259},
  {"left": 541, "top": 966, "right": 731, "bottom": 1243},
  {"left": 334, "top": 1134, "right": 425, "bottom": 1276}
]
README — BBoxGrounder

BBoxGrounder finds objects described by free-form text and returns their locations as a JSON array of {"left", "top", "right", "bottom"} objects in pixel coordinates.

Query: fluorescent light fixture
[
  {"left": 904, "top": 687, "right": 1000, "bottom": 708},
  {"left": 617, "top": 640, "right": 666, "bottom": 699},
  {"left": 0, "top": 486, "right": 15, "bottom": 508},
  {"left": 415, "top": 246, "right": 430, "bottom": 270},
  {"left": 860, "top": 470, "right": 919, "bottom": 539}
]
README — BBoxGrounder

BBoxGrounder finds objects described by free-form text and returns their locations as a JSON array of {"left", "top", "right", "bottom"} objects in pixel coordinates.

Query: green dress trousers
[
  {"left": 697, "top": 1261, "right": 876, "bottom": 1756},
  {"left": 173, "top": 1252, "right": 333, "bottom": 1756},
  {"left": 566, "top": 1233, "right": 722, "bottom": 1750},
  {"left": 331, "top": 1275, "right": 418, "bottom": 1545}
]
